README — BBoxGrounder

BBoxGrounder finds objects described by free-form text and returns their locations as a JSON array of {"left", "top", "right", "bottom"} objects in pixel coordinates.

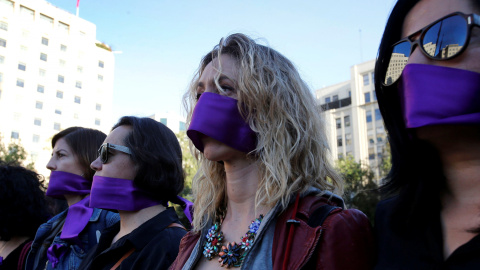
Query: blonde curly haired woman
[{"left": 170, "top": 33, "right": 374, "bottom": 270}]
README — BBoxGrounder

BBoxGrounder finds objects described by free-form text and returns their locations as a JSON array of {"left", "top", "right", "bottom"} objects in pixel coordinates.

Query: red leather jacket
[{"left": 170, "top": 194, "right": 374, "bottom": 270}]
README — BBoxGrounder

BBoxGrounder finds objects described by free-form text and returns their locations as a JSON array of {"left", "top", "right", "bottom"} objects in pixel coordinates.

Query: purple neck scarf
[
  {"left": 46, "top": 171, "right": 91, "bottom": 199},
  {"left": 187, "top": 92, "right": 257, "bottom": 153},
  {"left": 90, "top": 175, "right": 163, "bottom": 211},
  {"left": 399, "top": 64, "right": 480, "bottom": 129}
]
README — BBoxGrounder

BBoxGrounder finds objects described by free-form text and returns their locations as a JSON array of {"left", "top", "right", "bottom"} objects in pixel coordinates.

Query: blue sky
[{"left": 47, "top": 0, "right": 397, "bottom": 122}]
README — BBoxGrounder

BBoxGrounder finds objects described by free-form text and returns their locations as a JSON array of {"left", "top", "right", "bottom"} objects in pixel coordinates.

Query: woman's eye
[{"left": 221, "top": 86, "right": 234, "bottom": 93}]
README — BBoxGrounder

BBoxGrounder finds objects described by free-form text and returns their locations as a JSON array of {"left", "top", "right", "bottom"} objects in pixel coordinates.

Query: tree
[
  {"left": 379, "top": 141, "right": 392, "bottom": 180},
  {"left": 336, "top": 155, "right": 380, "bottom": 221},
  {"left": 174, "top": 131, "right": 199, "bottom": 228},
  {"left": 0, "top": 137, "right": 35, "bottom": 170}
]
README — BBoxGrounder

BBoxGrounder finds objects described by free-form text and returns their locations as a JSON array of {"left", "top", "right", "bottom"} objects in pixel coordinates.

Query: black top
[
  {"left": 78, "top": 208, "right": 186, "bottom": 270},
  {"left": 375, "top": 197, "right": 480, "bottom": 270},
  {"left": 0, "top": 239, "right": 30, "bottom": 270}
]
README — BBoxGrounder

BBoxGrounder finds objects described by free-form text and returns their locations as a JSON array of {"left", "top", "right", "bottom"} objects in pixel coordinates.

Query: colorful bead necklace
[{"left": 203, "top": 214, "right": 264, "bottom": 267}]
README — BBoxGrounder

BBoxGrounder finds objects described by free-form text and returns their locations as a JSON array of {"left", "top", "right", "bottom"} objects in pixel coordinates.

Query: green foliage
[
  {"left": 0, "top": 138, "right": 35, "bottom": 170},
  {"left": 379, "top": 141, "right": 392, "bottom": 179},
  {"left": 174, "top": 131, "right": 198, "bottom": 228},
  {"left": 336, "top": 155, "right": 380, "bottom": 221}
]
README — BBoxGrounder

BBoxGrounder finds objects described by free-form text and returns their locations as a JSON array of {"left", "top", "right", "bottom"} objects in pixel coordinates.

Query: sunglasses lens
[
  {"left": 100, "top": 145, "right": 108, "bottom": 163},
  {"left": 422, "top": 15, "right": 467, "bottom": 59},
  {"left": 384, "top": 41, "right": 411, "bottom": 86}
]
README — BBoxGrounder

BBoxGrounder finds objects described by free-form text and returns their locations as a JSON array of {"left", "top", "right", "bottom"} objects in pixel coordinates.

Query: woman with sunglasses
[
  {"left": 78, "top": 116, "right": 188, "bottom": 270},
  {"left": 170, "top": 33, "right": 374, "bottom": 270},
  {"left": 374, "top": 0, "right": 480, "bottom": 268},
  {"left": 26, "top": 127, "right": 119, "bottom": 270}
]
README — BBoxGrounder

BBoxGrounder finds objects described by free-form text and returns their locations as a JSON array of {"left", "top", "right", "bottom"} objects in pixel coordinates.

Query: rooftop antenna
[
  {"left": 359, "top": 29, "right": 363, "bottom": 63},
  {"left": 76, "top": 0, "right": 80, "bottom": 17}
]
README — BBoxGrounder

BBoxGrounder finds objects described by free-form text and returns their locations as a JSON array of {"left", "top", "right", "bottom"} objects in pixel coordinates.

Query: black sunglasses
[
  {"left": 98, "top": 143, "right": 132, "bottom": 164},
  {"left": 384, "top": 12, "right": 480, "bottom": 86}
]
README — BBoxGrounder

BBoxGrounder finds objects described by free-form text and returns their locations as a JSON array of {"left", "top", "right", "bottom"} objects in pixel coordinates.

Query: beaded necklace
[{"left": 203, "top": 214, "right": 264, "bottom": 267}]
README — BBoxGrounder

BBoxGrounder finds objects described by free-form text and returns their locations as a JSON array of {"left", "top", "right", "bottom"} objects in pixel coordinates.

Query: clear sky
[{"left": 47, "top": 0, "right": 397, "bottom": 122}]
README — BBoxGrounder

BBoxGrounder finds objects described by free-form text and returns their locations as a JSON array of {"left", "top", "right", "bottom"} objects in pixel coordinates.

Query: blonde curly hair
[{"left": 185, "top": 33, "right": 343, "bottom": 232}]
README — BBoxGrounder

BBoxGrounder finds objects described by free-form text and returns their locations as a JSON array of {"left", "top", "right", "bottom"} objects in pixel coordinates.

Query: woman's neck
[
  {"left": 112, "top": 204, "right": 166, "bottom": 244},
  {"left": 65, "top": 194, "right": 86, "bottom": 207},
  {"left": 0, "top": 236, "right": 29, "bottom": 259}
]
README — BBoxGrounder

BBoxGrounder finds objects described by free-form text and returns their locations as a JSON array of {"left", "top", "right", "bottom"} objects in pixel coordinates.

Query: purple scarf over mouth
[
  {"left": 45, "top": 171, "right": 94, "bottom": 268},
  {"left": 187, "top": 92, "right": 257, "bottom": 153},
  {"left": 399, "top": 64, "right": 480, "bottom": 128}
]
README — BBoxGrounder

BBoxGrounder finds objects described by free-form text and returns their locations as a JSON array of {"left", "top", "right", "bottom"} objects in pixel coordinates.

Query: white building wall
[
  {"left": 0, "top": 0, "right": 114, "bottom": 177},
  {"left": 149, "top": 111, "right": 186, "bottom": 134}
]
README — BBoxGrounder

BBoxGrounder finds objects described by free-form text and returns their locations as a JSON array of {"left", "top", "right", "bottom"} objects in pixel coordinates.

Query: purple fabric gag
[
  {"left": 399, "top": 64, "right": 480, "bottom": 128},
  {"left": 46, "top": 171, "right": 91, "bottom": 199},
  {"left": 60, "top": 196, "right": 93, "bottom": 244},
  {"left": 90, "top": 175, "right": 163, "bottom": 211},
  {"left": 47, "top": 244, "right": 68, "bottom": 268},
  {"left": 187, "top": 92, "right": 257, "bottom": 153}
]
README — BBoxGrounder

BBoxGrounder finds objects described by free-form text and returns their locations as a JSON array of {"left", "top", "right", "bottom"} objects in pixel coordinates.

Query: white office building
[
  {"left": 0, "top": 0, "right": 114, "bottom": 176},
  {"left": 149, "top": 111, "right": 186, "bottom": 134},
  {"left": 316, "top": 59, "right": 387, "bottom": 180}
]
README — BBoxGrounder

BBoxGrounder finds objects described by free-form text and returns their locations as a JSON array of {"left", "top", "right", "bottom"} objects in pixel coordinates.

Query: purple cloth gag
[
  {"left": 46, "top": 171, "right": 91, "bottom": 199},
  {"left": 60, "top": 196, "right": 93, "bottom": 244},
  {"left": 187, "top": 92, "right": 257, "bottom": 153},
  {"left": 399, "top": 64, "right": 480, "bottom": 129},
  {"left": 46, "top": 244, "right": 68, "bottom": 268},
  {"left": 0, "top": 256, "right": 3, "bottom": 265},
  {"left": 90, "top": 175, "right": 163, "bottom": 211}
]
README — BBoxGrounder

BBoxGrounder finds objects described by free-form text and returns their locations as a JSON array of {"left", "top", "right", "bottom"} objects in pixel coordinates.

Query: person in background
[
  {"left": 79, "top": 116, "right": 188, "bottom": 270},
  {"left": 374, "top": 0, "right": 480, "bottom": 268},
  {"left": 26, "top": 127, "right": 119, "bottom": 270},
  {"left": 170, "top": 33, "right": 374, "bottom": 270},
  {"left": 0, "top": 162, "right": 51, "bottom": 270}
]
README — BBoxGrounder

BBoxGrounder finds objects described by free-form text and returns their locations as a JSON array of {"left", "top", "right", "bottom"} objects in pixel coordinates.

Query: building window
[
  {"left": 0, "top": 55, "right": 4, "bottom": 64},
  {"left": 338, "top": 153, "right": 344, "bottom": 160},
  {"left": 77, "top": 66, "right": 83, "bottom": 73},
  {"left": 364, "top": 92, "right": 371, "bottom": 103},
  {"left": 96, "top": 103, "right": 101, "bottom": 111},
  {"left": 179, "top": 121, "right": 186, "bottom": 131},
  {"left": 41, "top": 37, "right": 49, "bottom": 46},
  {"left": 0, "top": 38, "right": 6, "bottom": 47},
  {"left": 373, "top": 90, "right": 377, "bottom": 101},
  {"left": 18, "top": 62, "right": 26, "bottom": 71},
  {"left": 366, "top": 110, "right": 372, "bottom": 123},
  {"left": 11, "top": 131, "right": 19, "bottom": 139},
  {"left": 56, "top": 91, "right": 63, "bottom": 99},
  {"left": 337, "top": 136, "right": 343, "bottom": 147},
  {"left": 75, "top": 81, "right": 82, "bottom": 89},
  {"left": 336, "top": 118, "right": 341, "bottom": 129},
  {"left": 332, "top": 95, "right": 339, "bottom": 101},
  {"left": 375, "top": 108, "right": 382, "bottom": 121},
  {"left": 98, "top": 75, "right": 103, "bottom": 81},
  {"left": 35, "top": 101, "right": 43, "bottom": 109},
  {"left": 344, "top": 115, "right": 351, "bottom": 127},
  {"left": 34, "top": 118, "right": 41, "bottom": 126},
  {"left": 16, "top": 79, "right": 24, "bottom": 88},
  {"left": 371, "top": 72, "right": 375, "bottom": 82},
  {"left": 20, "top": 6, "right": 34, "bottom": 20},
  {"left": 33, "top": 134, "right": 40, "bottom": 143},
  {"left": 363, "top": 74, "right": 370, "bottom": 86},
  {"left": 95, "top": 119, "right": 101, "bottom": 126},
  {"left": 0, "top": 0, "right": 14, "bottom": 11},
  {"left": 58, "top": 75, "right": 64, "bottom": 83},
  {"left": 58, "top": 22, "right": 70, "bottom": 34},
  {"left": 39, "top": 69, "right": 46, "bottom": 77},
  {"left": 0, "top": 72, "right": 2, "bottom": 82},
  {"left": 325, "top": 97, "right": 331, "bottom": 103},
  {"left": 40, "top": 53, "right": 47, "bottom": 61},
  {"left": 369, "top": 148, "right": 375, "bottom": 160},
  {"left": 40, "top": 14, "right": 53, "bottom": 27},
  {"left": 59, "top": 59, "right": 66, "bottom": 67},
  {"left": 0, "top": 21, "right": 7, "bottom": 31},
  {"left": 377, "top": 136, "right": 383, "bottom": 143},
  {"left": 54, "top": 122, "right": 61, "bottom": 131},
  {"left": 345, "top": 133, "right": 352, "bottom": 146},
  {"left": 55, "top": 109, "right": 62, "bottom": 115},
  {"left": 74, "top": 96, "right": 81, "bottom": 104},
  {"left": 160, "top": 118, "right": 167, "bottom": 125},
  {"left": 60, "top": 44, "right": 67, "bottom": 52},
  {"left": 98, "top": 61, "right": 104, "bottom": 68},
  {"left": 37, "top": 85, "right": 44, "bottom": 93}
]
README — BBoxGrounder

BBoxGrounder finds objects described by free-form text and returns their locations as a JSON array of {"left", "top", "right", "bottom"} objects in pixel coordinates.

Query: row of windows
[
  {"left": 363, "top": 72, "right": 375, "bottom": 86},
  {"left": 336, "top": 115, "right": 351, "bottom": 129},
  {"left": 324, "top": 91, "right": 352, "bottom": 104},
  {"left": 337, "top": 133, "right": 352, "bottom": 147},
  {"left": 364, "top": 90, "right": 377, "bottom": 103},
  {"left": 32, "top": 118, "right": 101, "bottom": 128},
  {"left": 34, "top": 100, "right": 101, "bottom": 110},
  {"left": 366, "top": 109, "right": 382, "bottom": 123}
]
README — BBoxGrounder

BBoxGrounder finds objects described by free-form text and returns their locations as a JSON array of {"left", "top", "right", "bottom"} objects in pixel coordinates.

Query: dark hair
[
  {"left": 374, "top": 0, "right": 480, "bottom": 231},
  {"left": 52, "top": 127, "right": 106, "bottom": 181},
  {"left": 112, "top": 116, "right": 184, "bottom": 200},
  {"left": 0, "top": 162, "right": 52, "bottom": 241}
]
